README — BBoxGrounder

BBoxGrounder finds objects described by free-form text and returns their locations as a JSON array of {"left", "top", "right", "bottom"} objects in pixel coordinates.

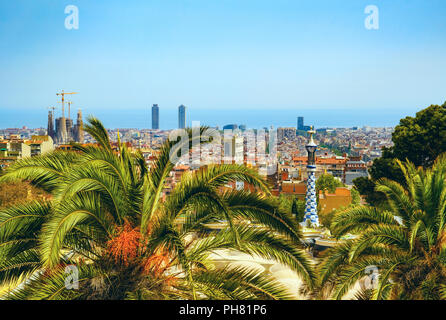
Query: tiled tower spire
[{"left": 303, "top": 126, "right": 319, "bottom": 226}]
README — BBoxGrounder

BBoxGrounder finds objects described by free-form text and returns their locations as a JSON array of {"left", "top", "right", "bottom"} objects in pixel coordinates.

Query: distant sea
[{"left": 0, "top": 107, "right": 418, "bottom": 130}]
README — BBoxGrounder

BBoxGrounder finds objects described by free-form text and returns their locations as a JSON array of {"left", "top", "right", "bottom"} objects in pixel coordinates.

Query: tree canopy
[
  {"left": 0, "top": 117, "right": 314, "bottom": 300},
  {"left": 355, "top": 102, "right": 446, "bottom": 206},
  {"left": 319, "top": 154, "right": 446, "bottom": 300},
  {"left": 392, "top": 102, "right": 446, "bottom": 167},
  {"left": 316, "top": 174, "right": 344, "bottom": 195}
]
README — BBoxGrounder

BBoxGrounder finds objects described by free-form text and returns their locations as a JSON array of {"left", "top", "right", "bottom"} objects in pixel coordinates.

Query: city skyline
[
  {"left": 0, "top": 102, "right": 430, "bottom": 130},
  {"left": 0, "top": 104, "right": 415, "bottom": 130}
]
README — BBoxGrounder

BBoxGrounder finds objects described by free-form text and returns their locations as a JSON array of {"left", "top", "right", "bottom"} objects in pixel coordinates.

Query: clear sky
[{"left": 0, "top": 0, "right": 445, "bottom": 129}]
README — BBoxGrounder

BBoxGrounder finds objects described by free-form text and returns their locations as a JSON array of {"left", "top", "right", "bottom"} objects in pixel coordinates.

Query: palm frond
[
  {"left": 331, "top": 206, "right": 398, "bottom": 238},
  {"left": 193, "top": 266, "right": 295, "bottom": 300},
  {"left": 83, "top": 116, "right": 112, "bottom": 151},
  {"left": 0, "top": 152, "right": 80, "bottom": 192}
]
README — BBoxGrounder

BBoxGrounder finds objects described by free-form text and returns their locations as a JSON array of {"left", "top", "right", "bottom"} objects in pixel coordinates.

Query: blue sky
[{"left": 0, "top": 0, "right": 445, "bottom": 128}]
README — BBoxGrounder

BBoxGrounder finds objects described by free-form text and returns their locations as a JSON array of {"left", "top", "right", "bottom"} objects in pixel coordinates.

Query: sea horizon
[{"left": 0, "top": 106, "right": 424, "bottom": 130}]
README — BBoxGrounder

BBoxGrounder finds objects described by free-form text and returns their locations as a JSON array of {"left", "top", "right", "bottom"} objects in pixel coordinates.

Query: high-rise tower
[
  {"left": 303, "top": 126, "right": 319, "bottom": 226},
  {"left": 297, "top": 116, "right": 304, "bottom": 131},
  {"left": 152, "top": 104, "right": 159, "bottom": 129},
  {"left": 75, "top": 109, "right": 84, "bottom": 143},
  {"left": 47, "top": 110, "right": 55, "bottom": 140},
  {"left": 178, "top": 104, "right": 186, "bottom": 129}
]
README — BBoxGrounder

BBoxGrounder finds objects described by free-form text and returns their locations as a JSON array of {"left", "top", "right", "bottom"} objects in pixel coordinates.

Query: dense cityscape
[
  {"left": 3, "top": 96, "right": 445, "bottom": 303},
  {"left": 1, "top": 0, "right": 446, "bottom": 306},
  {"left": 1, "top": 97, "right": 394, "bottom": 213}
]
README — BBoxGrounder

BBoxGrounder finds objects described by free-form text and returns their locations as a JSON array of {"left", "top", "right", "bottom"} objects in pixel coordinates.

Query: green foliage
[
  {"left": 0, "top": 116, "right": 314, "bottom": 300},
  {"left": 316, "top": 174, "right": 344, "bottom": 195},
  {"left": 320, "top": 199, "right": 361, "bottom": 231},
  {"left": 392, "top": 102, "right": 446, "bottom": 167},
  {"left": 317, "top": 154, "right": 446, "bottom": 300},
  {"left": 368, "top": 148, "right": 405, "bottom": 185},
  {"left": 291, "top": 198, "right": 306, "bottom": 222},
  {"left": 305, "top": 219, "right": 312, "bottom": 228},
  {"left": 192, "top": 266, "right": 294, "bottom": 300},
  {"left": 0, "top": 181, "right": 47, "bottom": 209},
  {"left": 277, "top": 194, "right": 294, "bottom": 212},
  {"left": 353, "top": 176, "right": 388, "bottom": 208},
  {"left": 319, "top": 144, "right": 344, "bottom": 157},
  {"left": 319, "top": 186, "right": 364, "bottom": 230},
  {"left": 350, "top": 187, "right": 361, "bottom": 205},
  {"left": 358, "top": 102, "right": 446, "bottom": 206},
  {"left": 319, "top": 208, "right": 337, "bottom": 230},
  {"left": 277, "top": 195, "right": 305, "bottom": 223}
]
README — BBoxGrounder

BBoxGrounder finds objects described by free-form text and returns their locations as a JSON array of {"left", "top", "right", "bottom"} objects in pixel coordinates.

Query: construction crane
[
  {"left": 56, "top": 90, "right": 78, "bottom": 118},
  {"left": 58, "top": 101, "right": 74, "bottom": 120}
]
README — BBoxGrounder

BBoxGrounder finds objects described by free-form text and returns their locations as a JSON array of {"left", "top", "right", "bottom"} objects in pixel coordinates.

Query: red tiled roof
[{"left": 292, "top": 156, "right": 346, "bottom": 165}]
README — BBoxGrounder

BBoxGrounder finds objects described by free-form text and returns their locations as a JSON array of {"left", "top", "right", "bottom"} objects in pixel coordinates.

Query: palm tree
[
  {"left": 316, "top": 155, "right": 446, "bottom": 300},
  {"left": 0, "top": 117, "right": 315, "bottom": 300}
]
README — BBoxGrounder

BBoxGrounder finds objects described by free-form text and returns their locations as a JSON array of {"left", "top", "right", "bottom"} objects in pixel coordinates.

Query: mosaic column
[{"left": 303, "top": 127, "right": 319, "bottom": 227}]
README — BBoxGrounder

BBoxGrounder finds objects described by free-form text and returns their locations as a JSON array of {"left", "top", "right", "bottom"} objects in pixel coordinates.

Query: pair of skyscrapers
[{"left": 151, "top": 104, "right": 186, "bottom": 130}]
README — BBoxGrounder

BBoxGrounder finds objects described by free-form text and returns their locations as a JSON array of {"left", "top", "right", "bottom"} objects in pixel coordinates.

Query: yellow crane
[
  {"left": 56, "top": 90, "right": 78, "bottom": 118},
  {"left": 58, "top": 101, "right": 74, "bottom": 119}
]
